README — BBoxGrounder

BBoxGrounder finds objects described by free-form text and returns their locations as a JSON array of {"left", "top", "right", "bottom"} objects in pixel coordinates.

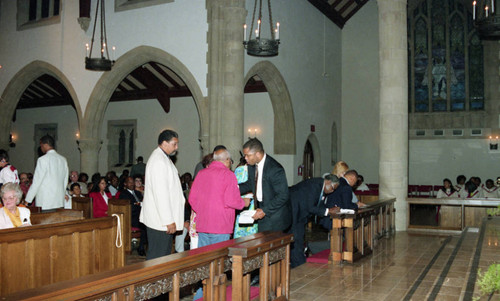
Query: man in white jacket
[
  {"left": 140, "top": 129, "right": 185, "bottom": 260},
  {"left": 26, "top": 135, "right": 69, "bottom": 211}
]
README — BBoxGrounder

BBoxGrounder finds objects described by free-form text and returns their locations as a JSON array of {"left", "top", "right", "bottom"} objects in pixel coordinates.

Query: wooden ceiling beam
[
  {"left": 130, "top": 66, "right": 171, "bottom": 113},
  {"left": 344, "top": 0, "right": 368, "bottom": 22},
  {"left": 149, "top": 62, "right": 182, "bottom": 89},
  {"left": 338, "top": 0, "right": 355, "bottom": 15},
  {"left": 307, "top": 0, "right": 346, "bottom": 28}
]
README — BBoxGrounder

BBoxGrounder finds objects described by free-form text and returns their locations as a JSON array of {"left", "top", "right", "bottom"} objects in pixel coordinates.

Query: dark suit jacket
[
  {"left": 119, "top": 189, "right": 143, "bottom": 228},
  {"left": 319, "top": 177, "right": 357, "bottom": 230},
  {"left": 289, "top": 177, "right": 326, "bottom": 224},
  {"left": 239, "top": 155, "right": 291, "bottom": 232}
]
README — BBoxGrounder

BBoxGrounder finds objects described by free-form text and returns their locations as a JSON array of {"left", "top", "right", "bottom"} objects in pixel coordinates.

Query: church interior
[{"left": 1, "top": 0, "right": 500, "bottom": 300}]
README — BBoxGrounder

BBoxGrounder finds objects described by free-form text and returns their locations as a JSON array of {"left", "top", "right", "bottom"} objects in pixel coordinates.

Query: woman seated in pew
[
  {"left": 0, "top": 182, "right": 31, "bottom": 229},
  {"left": 436, "top": 178, "right": 457, "bottom": 198},
  {"left": 90, "top": 177, "right": 118, "bottom": 218}
]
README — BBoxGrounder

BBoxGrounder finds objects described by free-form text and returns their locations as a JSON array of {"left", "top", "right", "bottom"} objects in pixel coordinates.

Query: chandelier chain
[
  {"left": 249, "top": 0, "right": 258, "bottom": 40},
  {"left": 268, "top": 0, "right": 274, "bottom": 39}
]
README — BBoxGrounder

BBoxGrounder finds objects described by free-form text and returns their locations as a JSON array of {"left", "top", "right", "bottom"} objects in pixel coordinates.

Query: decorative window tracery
[{"left": 408, "top": 0, "right": 484, "bottom": 113}]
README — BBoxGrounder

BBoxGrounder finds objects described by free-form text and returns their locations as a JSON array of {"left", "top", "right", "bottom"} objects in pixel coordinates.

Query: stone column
[
  {"left": 78, "top": 138, "right": 102, "bottom": 176},
  {"left": 483, "top": 41, "right": 500, "bottom": 131},
  {"left": 206, "top": 0, "right": 246, "bottom": 159},
  {"left": 378, "top": 0, "right": 408, "bottom": 231}
]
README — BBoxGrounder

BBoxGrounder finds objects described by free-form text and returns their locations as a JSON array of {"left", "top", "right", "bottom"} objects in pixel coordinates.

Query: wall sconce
[
  {"left": 9, "top": 133, "right": 16, "bottom": 148},
  {"left": 247, "top": 128, "right": 259, "bottom": 139},
  {"left": 489, "top": 135, "right": 499, "bottom": 150}
]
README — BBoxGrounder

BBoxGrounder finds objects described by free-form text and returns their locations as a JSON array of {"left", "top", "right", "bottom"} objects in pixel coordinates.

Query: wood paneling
[{"left": 0, "top": 216, "right": 124, "bottom": 296}]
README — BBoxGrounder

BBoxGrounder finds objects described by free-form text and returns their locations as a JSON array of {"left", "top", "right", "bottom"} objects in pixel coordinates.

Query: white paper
[
  {"left": 339, "top": 209, "right": 355, "bottom": 214},
  {"left": 238, "top": 210, "right": 256, "bottom": 224}
]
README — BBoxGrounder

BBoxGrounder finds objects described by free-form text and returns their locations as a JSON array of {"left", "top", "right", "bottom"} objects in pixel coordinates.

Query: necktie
[{"left": 254, "top": 164, "right": 259, "bottom": 208}]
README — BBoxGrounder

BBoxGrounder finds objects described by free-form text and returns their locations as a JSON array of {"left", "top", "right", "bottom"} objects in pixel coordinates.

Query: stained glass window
[{"left": 408, "top": 0, "right": 484, "bottom": 113}]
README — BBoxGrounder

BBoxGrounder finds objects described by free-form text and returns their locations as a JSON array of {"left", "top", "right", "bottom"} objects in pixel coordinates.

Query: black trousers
[{"left": 146, "top": 227, "right": 173, "bottom": 260}]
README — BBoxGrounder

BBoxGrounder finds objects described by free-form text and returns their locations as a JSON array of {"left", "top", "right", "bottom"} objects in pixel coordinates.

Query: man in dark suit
[
  {"left": 119, "top": 176, "right": 146, "bottom": 255},
  {"left": 319, "top": 170, "right": 359, "bottom": 230},
  {"left": 289, "top": 174, "right": 339, "bottom": 267},
  {"left": 239, "top": 138, "right": 291, "bottom": 232}
]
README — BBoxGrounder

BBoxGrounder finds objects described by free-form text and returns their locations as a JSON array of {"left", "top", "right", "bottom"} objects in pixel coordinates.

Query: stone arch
[
  {"left": 81, "top": 45, "right": 208, "bottom": 145},
  {"left": 0, "top": 61, "right": 82, "bottom": 149},
  {"left": 244, "top": 61, "right": 296, "bottom": 154},
  {"left": 306, "top": 133, "right": 322, "bottom": 177}
]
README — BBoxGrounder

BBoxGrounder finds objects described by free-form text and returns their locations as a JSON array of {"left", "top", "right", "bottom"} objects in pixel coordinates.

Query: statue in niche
[{"left": 422, "top": 56, "right": 457, "bottom": 99}]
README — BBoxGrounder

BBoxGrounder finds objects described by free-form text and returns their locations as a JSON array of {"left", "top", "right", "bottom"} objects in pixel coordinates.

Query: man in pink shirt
[{"left": 189, "top": 148, "right": 250, "bottom": 247}]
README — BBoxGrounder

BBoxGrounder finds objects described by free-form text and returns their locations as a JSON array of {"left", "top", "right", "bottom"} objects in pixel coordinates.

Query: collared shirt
[{"left": 256, "top": 153, "right": 266, "bottom": 202}]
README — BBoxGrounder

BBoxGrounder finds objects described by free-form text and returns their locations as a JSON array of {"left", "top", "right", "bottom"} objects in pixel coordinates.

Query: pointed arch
[
  {"left": 81, "top": 46, "right": 207, "bottom": 144},
  {"left": 244, "top": 61, "right": 296, "bottom": 154},
  {"left": 306, "top": 133, "right": 322, "bottom": 177},
  {"left": 0, "top": 61, "right": 83, "bottom": 148}
]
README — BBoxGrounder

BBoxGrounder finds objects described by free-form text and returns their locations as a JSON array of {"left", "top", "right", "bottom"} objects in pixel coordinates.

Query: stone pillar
[
  {"left": 78, "top": 138, "right": 102, "bottom": 176},
  {"left": 206, "top": 0, "right": 246, "bottom": 159},
  {"left": 483, "top": 41, "right": 500, "bottom": 131},
  {"left": 377, "top": 0, "right": 408, "bottom": 231}
]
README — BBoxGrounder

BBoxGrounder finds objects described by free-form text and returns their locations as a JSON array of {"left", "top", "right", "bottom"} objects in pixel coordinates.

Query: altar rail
[
  {"left": 0, "top": 215, "right": 124, "bottom": 296},
  {"left": 2, "top": 231, "right": 292, "bottom": 301},
  {"left": 408, "top": 198, "right": 500, "bottom": 234},
  {"left": 329, "top": 198, "right": 396, "bottom": 263}
]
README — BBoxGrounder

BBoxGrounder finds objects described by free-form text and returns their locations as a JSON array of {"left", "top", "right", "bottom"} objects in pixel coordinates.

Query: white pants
[{"left": 174, "top": 227, "right": 188, "bottom": 252}]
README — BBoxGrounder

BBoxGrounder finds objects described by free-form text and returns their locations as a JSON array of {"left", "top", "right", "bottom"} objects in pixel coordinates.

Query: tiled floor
[{"left": 127, "top": 219, "right": 500, "bottom": 301}]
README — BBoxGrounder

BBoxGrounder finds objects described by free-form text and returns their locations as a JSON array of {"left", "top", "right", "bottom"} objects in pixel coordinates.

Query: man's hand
[
  {"left": 184, "top": 221, "right": 190, "bottom": 229},
  {"left": 328, "top": 207, "right": 340, "bottom": 215},
  {"left": 252, "top": 208, "right": 266, "bottom": 220},
  {"left": 166, "top": 223, "right": 177, "bottom": 234},
  {"left": 243, "top": 198, "right": 251, "bottom": 208},
  {"left": 64, "top": 195, "right": 69, "bottom": 201}
]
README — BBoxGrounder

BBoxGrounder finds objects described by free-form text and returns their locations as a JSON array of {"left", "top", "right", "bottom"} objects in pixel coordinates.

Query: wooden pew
[
  {"left": 229, "top": 232, "right": 293, "bottom": 301},
  {"left": 71, "top": 196, "right": 93, "bottom": 218},
  {"left": 2, "top": 232, "right": 284, "bottom": 301},
  {"left": 0, "top": 216, "right": 124, "bottom": 296},
  {"left": 107, "top": 198, "right": 132, "bottom": 253},
  {"left": 329, "top": 198, "right": 396, "bottom": 264},
  {"left": 30, "top": 209, "right": 84, "bottom": 224}
]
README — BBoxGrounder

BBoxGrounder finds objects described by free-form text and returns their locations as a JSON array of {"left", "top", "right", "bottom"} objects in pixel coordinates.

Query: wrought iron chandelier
[
  {"left": 243, "top": 0, "right": 280, "bottom": 57},
  {"left": 473, "top": 0, "right": 500, "bottom": 39},
  {"left": 85, "top": 0, "right": 114, "bottom": 71}
]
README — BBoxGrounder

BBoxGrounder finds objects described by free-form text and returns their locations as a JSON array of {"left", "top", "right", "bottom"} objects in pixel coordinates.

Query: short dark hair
[
  {"left": 457, "top": 175, "right": 466, "bottom": 184},
  {"left": 213, "top": 145, "right": 226, "bottom": 152},
  {"left": 243, "top": 138, "right": 264, "bottom": 153},
  {"left": 345, "top": 169, "right": 358, "bottom": 178},
  {"left": 70, "top": 182, "right": 81, "bottom": 191},
  {"left": 158, "top": 129, "right": 178, "bottom": 145},
  {"left": 40, "top": 135, "right": 55, "bottom": 148},
  {"left": 0, "top": 149, "right": 9, "bottom": 162},
  {"left": 137, "top": 156, "right": 143, "bottom": 162}
]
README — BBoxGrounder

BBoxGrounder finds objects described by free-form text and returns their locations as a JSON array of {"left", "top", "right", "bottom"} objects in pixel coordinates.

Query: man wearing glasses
[{"left": 288, "top": 174, "right": 339, "bottom": 267}]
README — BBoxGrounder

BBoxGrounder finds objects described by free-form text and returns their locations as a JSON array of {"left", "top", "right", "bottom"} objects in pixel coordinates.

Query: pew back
[
  {"left": 3, "top": 232, "right": 273, "bottom": 301},
  {"left": 0, "top": 216, "right": 124, "bottom": 296},
  {"left": 71, "top": 197, "right": 92, "bottom": 218},
  {"left": 107, "top": 199, "right": 131, "bottom": 253},
  {"left": 30, "top": 209, "right": 84, "bottom": 225}
]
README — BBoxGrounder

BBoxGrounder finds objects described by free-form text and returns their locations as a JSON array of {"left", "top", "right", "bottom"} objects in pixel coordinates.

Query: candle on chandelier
[
  {"left": 112, "top": 46, "right": 116, "bottom": 61},
  {"left": 276, "top": 22, "right": 280, "bottom": 39},
  {"left": 486, "top": 5, "right": 489, "bottom": 17},
  {"left": 255, "top": 29, "right": 259, "bottom": 38},
  {"left": 85, "top": 43, "right": 89, "bottom": 57},
  {"left": 473, "top": 1, "right": 476, "bottom": 19},
  {"left": 492, "top": 0, "right": 495, "bottom": 13},
  {"left": 244, "top": 24, "right": 247, "bottom": 41},
  {"left": 257, "top": 19, "right": 261, "bottom": 37}
]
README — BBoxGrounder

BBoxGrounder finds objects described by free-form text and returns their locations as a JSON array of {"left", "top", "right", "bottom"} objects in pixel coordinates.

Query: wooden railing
[
  {"left": 229, "top": 232, "right": 293, "bottom": 301},
  {"left": 408, "top": 198, "right": 500, "bottom": 234},
  {"left": 0, "top": 215, "right": 124, "bottom": 296},
  {"left": 329, "top": 198, "right": 396, "bottom": 263},
  {"left": 2, "top": 232, "right": 292, "bottom": 301}
]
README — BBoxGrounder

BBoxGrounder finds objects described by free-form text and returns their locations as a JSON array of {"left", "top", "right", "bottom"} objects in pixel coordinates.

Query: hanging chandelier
[
  {"left": 85, "top": 0, "right": 114, "bottom": 71},
  {"left": 243, "top": 0, "right": 280, "bottom": 57},
  {"left": 473, "top": 0, "right": 500, "bottom": 40}
]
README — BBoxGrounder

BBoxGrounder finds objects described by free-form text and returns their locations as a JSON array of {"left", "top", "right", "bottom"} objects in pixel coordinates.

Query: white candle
[
  {"left": 112, "top": 46, "right": 116, "bottom": 61},
  {"left": 257, "top": 19, "right": 261, "bottom": 36},
  {"left": 493, "top": 0, "right": 495, "bottom": 13},
  {"left": 244, "top": 24, "right": 247, "bottom": 41},
  {"left": 473, "top": 1, "right": 476, "bottom": 20},
  {"left": 255, "top": 29, "right": 259, "bottom": 38},
  {"left": 486, "top": 6, "right": 489, "bottom": 17},
  {"left": 276, "top": 22, "right": 280, "bottom": 39},
  {"left": 85, "top": 43, "right": 89, "bottom": 57}
]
